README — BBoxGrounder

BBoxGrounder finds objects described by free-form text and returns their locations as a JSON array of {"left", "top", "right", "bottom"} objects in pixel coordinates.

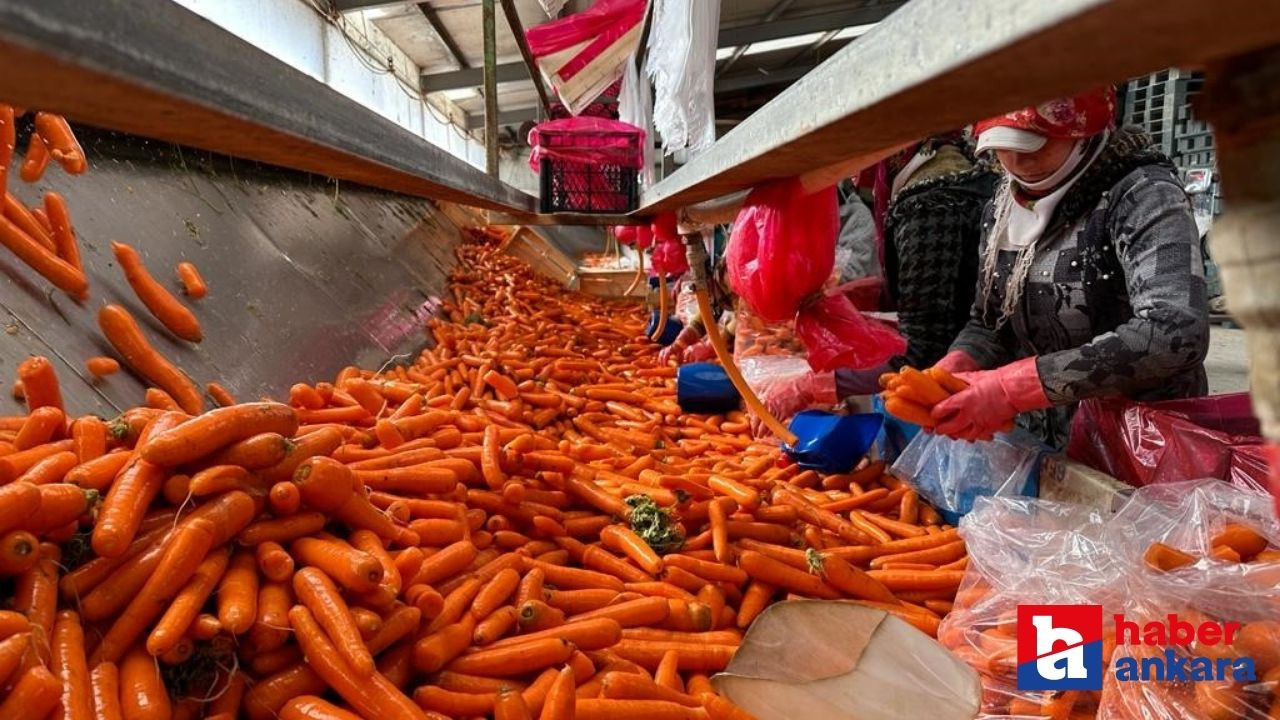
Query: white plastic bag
[
  {"left": 618, "top": 52, "right": 655, "bottom": 187},
  {"left": 645, "top": 0, "right": 719, "bottom": 155}
]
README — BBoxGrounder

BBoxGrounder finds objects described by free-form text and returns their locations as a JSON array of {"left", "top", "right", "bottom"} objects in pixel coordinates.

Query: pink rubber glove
[
  {"left": 935, "top": 350, "right": 981, "bottom": 374},
  {"left": 931, "top": 357, "right": 1050, "bottom": 442},
  {"left": 682, "top": 340, "right": 716, "bottom": 364}
]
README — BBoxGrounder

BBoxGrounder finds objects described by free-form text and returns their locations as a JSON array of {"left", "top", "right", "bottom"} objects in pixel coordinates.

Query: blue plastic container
[
  {"left": 676, "top": 363, "right": 740, "bottom": 415},
  {"left": 784, "top": 411, "right": 884, "bottom": 474},
  {"left": 645, "top": 310, "right": 684, "bottom": 346}
]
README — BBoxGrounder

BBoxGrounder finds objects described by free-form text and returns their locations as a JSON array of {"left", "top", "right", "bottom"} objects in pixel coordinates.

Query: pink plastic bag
[
  {"left": 528, "top": 117, "right": 645, "bottom": 171},
  {"left": 726, "top": 179, "right": 905, "bottom": 372},
  {"left": 526, "top": 0, "right": 646, "bottom": 115},
  {"left": 1066, "top": 394, "right": 1269, "bottom": 494},
  {"left": 650, "top": 237, "right": 688, "bottom": 276}
]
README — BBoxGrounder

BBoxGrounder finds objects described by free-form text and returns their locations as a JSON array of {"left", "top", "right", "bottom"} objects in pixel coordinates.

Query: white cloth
[{"left": 646, "top": 0, "right": 720, "bottom": 155}]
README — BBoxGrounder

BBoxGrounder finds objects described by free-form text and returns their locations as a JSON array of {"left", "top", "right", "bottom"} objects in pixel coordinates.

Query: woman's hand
[
  {"left": 931, "top": 356, "right": 1049, "bottom": 441},
  {"left": 748, "top": 372, "right": 838, "bottom": 439}
]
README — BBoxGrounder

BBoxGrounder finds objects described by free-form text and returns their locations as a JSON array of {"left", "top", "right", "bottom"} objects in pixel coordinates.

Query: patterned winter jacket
[
  {"left": 950, "top": 127, "right": 1209, "bottom": 448},
  {"left": 883, "top": 141, "right": 997, "bottom": 368}
]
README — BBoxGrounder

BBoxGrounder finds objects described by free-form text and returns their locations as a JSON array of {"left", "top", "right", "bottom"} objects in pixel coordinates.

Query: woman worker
[{"left": 931, "top": 87, "right": 1210, "bottom": 448}]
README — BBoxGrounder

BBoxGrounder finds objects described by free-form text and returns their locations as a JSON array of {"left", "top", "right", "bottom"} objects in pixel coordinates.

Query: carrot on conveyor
[
  {"left": 0, "top": 231, "right": 965, "bottom": 718},
  {"left": 112, "top": 241, "right": 202, "bottom": 343},
  {"left": 176, "top": 260, "right": 207, "bottom": 299}
]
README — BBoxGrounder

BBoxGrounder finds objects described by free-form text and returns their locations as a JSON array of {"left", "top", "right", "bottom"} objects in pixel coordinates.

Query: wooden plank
[
  {"left": 0, "top": 0, "right": 535, "bottom": 213},
  {"left": 639, "top": 0, "right": 1280, "bottom": 213}
]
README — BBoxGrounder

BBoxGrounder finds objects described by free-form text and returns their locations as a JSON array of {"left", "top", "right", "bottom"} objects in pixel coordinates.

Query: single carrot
[
  {"left": 98, "top": 305, "right": 203, "bottom": 413},
  {"left": 412, "top": 539, "right": 478, "bottom": 586},
  {"left": 176, "top": 261, "right": 207, "bottom": 299},
  {"left": 239, "top": 511, "right": 327, "bottom": 545},
  {"left": 472, "top": 567, "right": 521, "bottom": 619},
  {"left": 1211, "top": 523, "right": 1269, "bottom": 559},
  {"left": 218, "top": 550, "right": 260, "bottom": 634},
  {"left": 0, "top": 530, "right": 39, "bottom": 576},
  {"left": 43, "top": 192, "right": 82, "bottom": 272},
  {"left": 113, "top": 241, "right": 203, "bottom": 342},
  {"left": 736, "top": 581, "right": 775, "bottom": 629},
  {"left": 51, "top": 610, "right": 94, "bottom": 720},
  {"left": 925, "top": 366, "right": 969, "bottom": 394},
  {"left": 446, "top": 637, "right": 574, "bottom": 676},
  {"left": 33, "top": 113, "right": 87, "bottom": 174},
  {"left": 118, "top": 648, "right": 170, "bottom": 720},
  {"left": 474, "top": 605, "right": 519, "bottom": 646},
  {"left": 1144, "top": 542, "right": 1196, "bottom": 572},
  {"left": 412, "top": 615, "right": 477, "bottom": 674},
  {"left": 19, "top": 131, "right": 47, "bottom": 184},
  {"left": 89, "top": 661, "right": 123, "bottom": 720},
  {"left": 14, "top": 405, "right": 64, "bottom": 450},
  {"left": 539, "top": 665, "right": 577, "bottom": 720},
  {"left": 806, "top": 549, "right": 897, "bottom": 603},
  {"left": 883, "top": 396, "right": 936, "bottom": 428},
  {"left": 294, "top": 566, "right": 376, "bottom": 676},
  {"left": 0, "top": 665, "right": 62, "bottom": 720},
  {"left": 85, "top": 356, "right": 121, "bottom": 379},
  {"left": 17, "top": 356, "right": 65, "bottom": 413},
  {"left": 600, "top": 524, "right": 665, "bottom": 576},
  {"left": 207, "top": 382, "right": 236, "bottom": 407},
  {"left": 281, "top": 696, "right": 364, "bottom": 720},
  {"left": 290, "top": 536, "right": 383, "bottom": 593}
]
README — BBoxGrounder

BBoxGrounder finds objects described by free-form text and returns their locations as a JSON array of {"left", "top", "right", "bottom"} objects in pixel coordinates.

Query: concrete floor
[{"left": 1206, "top": 326, "right": 1250, "bottom": 394}]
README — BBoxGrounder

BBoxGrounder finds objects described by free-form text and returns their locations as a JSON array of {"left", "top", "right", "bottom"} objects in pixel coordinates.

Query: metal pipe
[{"left": 482, "top": 0, "right": 499, "bottom": 177}]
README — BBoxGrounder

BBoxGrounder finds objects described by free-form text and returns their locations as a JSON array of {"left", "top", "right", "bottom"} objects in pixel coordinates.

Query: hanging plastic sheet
[
  {"left": 618, "top": 51, "right": 655, "bottom": 186},
  {"left": 645, "top": 0, "right": 720, "bottom": 155},
  {"left": 526, "top": 0, "right": 647, "bottom": 116}
]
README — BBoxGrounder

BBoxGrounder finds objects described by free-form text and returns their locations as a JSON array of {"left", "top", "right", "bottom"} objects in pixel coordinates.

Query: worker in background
[
  {"left": 931, "top": 86, "right": 1209, "bottom": 448},
  {"left": 748, "top": 133, "right": 995, "bottom": 442}
]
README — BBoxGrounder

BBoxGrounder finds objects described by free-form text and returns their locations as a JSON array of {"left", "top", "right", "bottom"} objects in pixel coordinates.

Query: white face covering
[{"left": 996, "top": 132, "right": 1109, "bottom": 251}]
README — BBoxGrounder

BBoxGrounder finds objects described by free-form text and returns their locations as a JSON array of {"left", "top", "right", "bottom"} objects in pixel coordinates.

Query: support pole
[
  {"left": 483, "top": 0, "right": 499, "bottom": 178},
  {"left": 499, "top": 0, "right": 553, "bottom": 117},
  {"left": 1198, "top": 44, "right": 1280, "bottom": 506}
]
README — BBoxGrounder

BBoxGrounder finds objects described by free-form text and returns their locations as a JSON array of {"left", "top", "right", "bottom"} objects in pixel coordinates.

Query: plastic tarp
[{"left": 1066, "top": 393, "right": 1268, "bottom": 494}]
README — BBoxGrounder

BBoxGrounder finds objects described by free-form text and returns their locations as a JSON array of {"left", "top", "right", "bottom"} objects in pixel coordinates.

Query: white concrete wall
[{"left": 168, "top": 0, "right": 534, "bottom": 185}]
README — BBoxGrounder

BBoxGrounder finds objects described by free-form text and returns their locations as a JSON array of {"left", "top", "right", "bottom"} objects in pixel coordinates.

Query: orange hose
[
  {"left": 650, "top": 274, "right": 669, "bottom": 342},
  {"left": 694, "top": 289, "right": 797, "bottom": 445},
  {"left": 623, "top": 252, "right": 646, "bottom": 297}
]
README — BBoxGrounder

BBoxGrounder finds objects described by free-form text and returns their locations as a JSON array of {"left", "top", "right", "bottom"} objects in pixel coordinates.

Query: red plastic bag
[
  {"left": 1066, "top": 394, "right": 1269, "bottom": 494},
  {"left": 614, "top": 225, "right": 637, "bottom": 244},
  {"left": 726, "top": 178, "right": 905, "bottom": 371},
  {"left": 650, "top": 237, "right": 688, "bottom": 276}
]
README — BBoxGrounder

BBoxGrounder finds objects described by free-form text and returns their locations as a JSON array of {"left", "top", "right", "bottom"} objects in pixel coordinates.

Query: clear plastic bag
[
  {"left": 726, "top": 179, "right": 905, "bottom": 372},
  {"left": 734, "top": 304, "right": 834, "bottom": 426},
  {"left": 939, "top": 496, "right": 1126, "bottom": 718},
  {"left": 1097, "top": 480, "right": 1280, "bottom": 720},
  {"left": 890, "top": 430, "right": 1047, "bottom": 525}
]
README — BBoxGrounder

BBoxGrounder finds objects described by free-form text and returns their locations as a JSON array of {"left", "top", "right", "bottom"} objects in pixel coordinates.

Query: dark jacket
[
  {"left": 884, "top": 141, "right": 997, "bottom": 368},
  {"left": 951, "top": 127, "right": 1210, "bottom": 448}
]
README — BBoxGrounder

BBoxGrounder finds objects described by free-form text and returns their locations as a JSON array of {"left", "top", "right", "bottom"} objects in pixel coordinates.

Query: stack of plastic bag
[{"left": 940, "top": 479, "right": 1280, "bottom": 719}]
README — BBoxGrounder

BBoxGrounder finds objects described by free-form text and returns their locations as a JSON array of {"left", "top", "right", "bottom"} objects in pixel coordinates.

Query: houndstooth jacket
[{"left": 950, "top": 127, "right": 1209, "bottom": 448}]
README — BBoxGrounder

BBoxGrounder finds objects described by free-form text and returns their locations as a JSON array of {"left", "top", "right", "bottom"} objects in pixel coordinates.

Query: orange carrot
[
  {"left": 176, "top": 261, "right": 207, "bottom": 299},
  {"left": 0, "top": 665, "right": 62, "bottom": 720},
  {"left": 33, "top": 113, "right": 87, "bottom": 174},
  {"left": 98, "top": 305, "right": 202, "bottom": 414},
  {"left": 147, "top": 548, "right": 230, "bottom": 656},
  {"left": 601, "top": 524, "right": 664, "bottom": 576},
  {"left": 294, "top": 566, "right": 376, "bottom": 676},
  {"left": 118, "top": 647, "right": 170, "bottom": 720},
  {"left": 112, "top": 241, "right": 203, "bottom": 342},
  {"left": 1144, "top": 542, "right": 1196, "bottom": 572},
  {"left": 91, "top": 410, "right": 185, "bottom": 558}
]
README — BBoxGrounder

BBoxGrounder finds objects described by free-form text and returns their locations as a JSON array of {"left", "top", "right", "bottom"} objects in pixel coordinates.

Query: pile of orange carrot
[{"left": 0, "top": 231, "right": 966, "bottom": 719}]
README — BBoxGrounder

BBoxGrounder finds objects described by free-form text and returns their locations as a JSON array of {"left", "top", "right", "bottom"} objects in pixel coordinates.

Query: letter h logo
[{"left": 1016, "top": 605, "right": 1104, "bottom": 691}]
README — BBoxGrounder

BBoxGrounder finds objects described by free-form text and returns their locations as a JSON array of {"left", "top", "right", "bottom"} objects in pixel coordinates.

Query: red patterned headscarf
[{"left": 975, "top": 86, "right": 1117, "bottom": 140}]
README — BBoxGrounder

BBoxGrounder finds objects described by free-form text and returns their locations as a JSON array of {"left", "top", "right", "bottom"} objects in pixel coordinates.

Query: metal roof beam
[
  {"left": 332, "top": 0, "right": 406, "bottom": 11},
  {"left": 422, "top": 4, "right": 905, "bottom": 92},
  {"left": 717, "top": 4, "right": 904, "bottom": 48}
]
